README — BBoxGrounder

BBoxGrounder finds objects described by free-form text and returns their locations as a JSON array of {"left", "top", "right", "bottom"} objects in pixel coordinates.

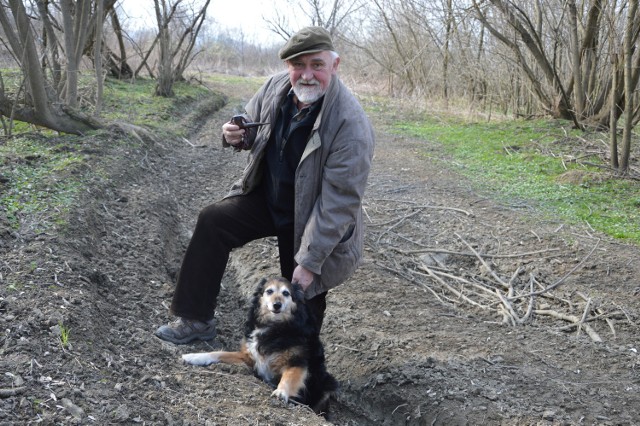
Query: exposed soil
[{"left": 1, "top": 77, "right": 639, "bottom": 426}]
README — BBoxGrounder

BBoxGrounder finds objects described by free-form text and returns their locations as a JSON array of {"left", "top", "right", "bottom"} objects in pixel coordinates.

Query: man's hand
[
  {"left": 292, "top": 265, "right": 314, "bottom": 291},
  {"left": 221, "top": 122, "right": 245, "bottom": 147}
]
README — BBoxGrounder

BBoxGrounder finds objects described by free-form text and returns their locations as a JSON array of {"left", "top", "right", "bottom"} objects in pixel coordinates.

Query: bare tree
[
  {"left": 105, "top": 7, "right": 133, "bottom": 78},
  {"left": 152, "top": 0, "right": 211, "bottom": 97},
  {"left": 170, "top": 0, "right": 211, "bottom": 81},
  {"left": 469, "top": 0, "right": 640, "bottom": 133},
  {"left": 609, "top": 53, "right": 620, "bottom": 170},
  {"left": 37, "top": 0, "right": 64, "bottom": 91},
  {"left": 60, "top": 0, "right": 92, "bottom": 108},
  {"left": 443, "top": 0, "right": 454, "bottom": 107},
  {"left": 0, "top": 0, "right": 101, "bottom": 134},
  {"left": 154, "top": 0, "right": 175, "bottom": 97},
  {"left": 95, "top": 0, "right": 104, "bottom": 115},
  {"left": 471, "top": 0, "right": 577, "bottom": 124},
  {"left": 620, "top": 0, "right": 638, "bottom": 172},
  {"left": 265, "top": 0, "right": 362, "bottom": 41},
  {"left": 567, "top": 0, "right": 584, "bottom": 119}
]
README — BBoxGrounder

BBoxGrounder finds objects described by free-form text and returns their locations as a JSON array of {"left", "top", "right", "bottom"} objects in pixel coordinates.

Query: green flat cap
[{"left": 279, "top": 26, "right": 334, "bottom": 61}]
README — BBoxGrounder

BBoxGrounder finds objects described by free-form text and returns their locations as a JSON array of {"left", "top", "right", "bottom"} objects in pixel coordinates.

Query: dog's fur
[{"left": 182, "top": 277, "right": 338, "bottom": 414}]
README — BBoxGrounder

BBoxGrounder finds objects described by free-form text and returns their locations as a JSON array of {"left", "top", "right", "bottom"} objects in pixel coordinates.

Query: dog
[{"left": 182, "top": 277, "right": 338, "bottom": 415}]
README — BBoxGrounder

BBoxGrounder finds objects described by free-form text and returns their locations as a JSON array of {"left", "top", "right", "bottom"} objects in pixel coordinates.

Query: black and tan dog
[{"left": 182, "top": 277, "right": 338, "bottom": 414}]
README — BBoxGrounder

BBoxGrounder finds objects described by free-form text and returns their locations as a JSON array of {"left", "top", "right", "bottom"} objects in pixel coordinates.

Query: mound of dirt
[{"left": 1, "top": 79, "right": 639, "bottom": 425}]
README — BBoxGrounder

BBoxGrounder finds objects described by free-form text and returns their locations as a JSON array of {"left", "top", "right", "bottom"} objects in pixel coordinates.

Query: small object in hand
[
  {"left": 231, "top": 115, "right": 269, "bottom": 129},
  {"left": 229, "top": 115, "right": 269, "bottom": 151}
]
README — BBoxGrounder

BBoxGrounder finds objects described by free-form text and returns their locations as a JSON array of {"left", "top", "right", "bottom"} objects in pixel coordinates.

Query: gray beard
[{"left": 293, "top": 82, "right": 325, "bottom": 104}]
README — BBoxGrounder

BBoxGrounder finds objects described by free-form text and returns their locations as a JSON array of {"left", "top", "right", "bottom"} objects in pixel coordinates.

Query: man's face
[{"left": 287, "top": 51, "right": 340, "bottom": 105}]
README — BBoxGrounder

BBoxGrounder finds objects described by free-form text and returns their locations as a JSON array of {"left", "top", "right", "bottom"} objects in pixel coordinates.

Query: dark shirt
[{"left": 263, "top": 91, "right": 323, "bottom": 230}]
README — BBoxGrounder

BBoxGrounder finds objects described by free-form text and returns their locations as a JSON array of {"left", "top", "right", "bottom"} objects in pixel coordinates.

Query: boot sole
[{"left": 154, "top": 329, "right": 217, "bottom": 345}]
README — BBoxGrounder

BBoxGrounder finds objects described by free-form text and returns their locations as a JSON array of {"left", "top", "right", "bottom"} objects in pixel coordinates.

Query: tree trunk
[
  {"left": 0, "top": 0, "right": 101, "bottom": 134},
  {"left": 442, "top": 0, "right": 453, "bottom": 108},
  {"left": 59, "top": 0, "right": 92, "bottom": 108},
  {"left": 108, "top": 8, "right": 133, "bottom": 79},
  {"left": 154, "top": 0, "right": 175, "bottom": 97},
  {"left": 620, "top": 0, "right": 638, "bottom": 172},
  {"left": 37, "top": 0, "right": 63, "bottom": 90},
  {"left": 171, "top": 0, "right": 211, "bottom": 82},
  {"left": 610, "top": 54, "right": 620, "bottom": 169},
  {"left": 133, "top": 2, "right": 180, "bottom": 79},
  {"left": 568, "top": 0, "right": 584, "bottom": 119},
  {"left": 95, "top": 0, "right": 104, "bottom": 115}
]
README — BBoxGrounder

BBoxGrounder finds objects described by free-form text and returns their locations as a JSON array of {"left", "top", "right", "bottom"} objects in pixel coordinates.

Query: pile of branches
[{"left": 365, "top": 200, "right": 633, "bottom": 342}]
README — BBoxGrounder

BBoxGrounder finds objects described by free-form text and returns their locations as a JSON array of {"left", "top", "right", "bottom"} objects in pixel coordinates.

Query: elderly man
[{"left": 155, "top": 26, "right": 375, "bottom": 344}]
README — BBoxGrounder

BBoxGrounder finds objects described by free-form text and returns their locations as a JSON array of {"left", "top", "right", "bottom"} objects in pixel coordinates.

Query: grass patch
[
  {"left": 393, "top": 116, "right": 640, "bottom": 244},
  {"left": 58, "top": 322, "right": 71, "bottom": 348},
  {"left": 0, "top": 76, "right": 219, "bottom": 233},
  {"left": 102, "top": 77, "right": 212, "bottom": 129},
  {"left": 0, "top": 136, "right": 87, "bottom": 232}
]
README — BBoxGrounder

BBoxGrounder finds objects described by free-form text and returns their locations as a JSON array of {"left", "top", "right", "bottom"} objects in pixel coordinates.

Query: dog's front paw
[
  {"left": 271, "top": 388, "right": 290, "bottom": 403},
  {"left": 182, "top": 352, "right": 217, "bottom": 366}
]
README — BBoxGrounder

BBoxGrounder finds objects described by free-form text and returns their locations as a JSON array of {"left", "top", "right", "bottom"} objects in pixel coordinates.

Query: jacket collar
[{"left": 312, "top": 75, "right": 339, "bottom": 132}]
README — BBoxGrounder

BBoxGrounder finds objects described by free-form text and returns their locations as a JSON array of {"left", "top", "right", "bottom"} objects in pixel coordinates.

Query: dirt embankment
[{"left": 1, "top": 79, "right": 639, "bottom": 425}]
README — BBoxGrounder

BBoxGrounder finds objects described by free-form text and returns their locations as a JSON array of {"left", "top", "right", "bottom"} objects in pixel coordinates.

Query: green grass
[
  {"left": 0, "top": 76, "right": 217, "bottom": 232},
  {"left": 393, "top": 116, "right": 640, "bottom": 244},
  {"left": 58, "top": 322, "right": 71, "bottom": 348},
  {"left": 102, "top": 77, "right": 211, "bottom": 128},
  {"left": 0, "top": 136, "right": 86, "bottom": 231}
]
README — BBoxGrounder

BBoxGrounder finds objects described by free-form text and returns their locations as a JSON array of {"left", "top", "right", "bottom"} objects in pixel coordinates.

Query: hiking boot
[{"left": 154, "top": 317, "right": 216, "bottom": 344}]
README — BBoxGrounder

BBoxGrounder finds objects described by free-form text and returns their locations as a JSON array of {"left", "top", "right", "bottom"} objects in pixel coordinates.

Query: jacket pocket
[{"left": 316, "top": 224, "right": 360, "bottom": 292}]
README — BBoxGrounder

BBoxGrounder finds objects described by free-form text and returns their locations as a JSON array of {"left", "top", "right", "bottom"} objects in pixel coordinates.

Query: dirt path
[{"left": 1, "top": 78, "right": 639, "bottom": 425}]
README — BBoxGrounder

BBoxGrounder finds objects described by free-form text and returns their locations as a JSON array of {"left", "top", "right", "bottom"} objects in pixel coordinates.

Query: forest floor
[{"left": 1, "top": 77, "right": 639, "bottom": 426}]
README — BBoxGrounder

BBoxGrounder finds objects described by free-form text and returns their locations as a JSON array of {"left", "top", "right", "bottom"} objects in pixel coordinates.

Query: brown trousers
[{"left": 169, "top": 185, "right": 327, "bottom": 329}]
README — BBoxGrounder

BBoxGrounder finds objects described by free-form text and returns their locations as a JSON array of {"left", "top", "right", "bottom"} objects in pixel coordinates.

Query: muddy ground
[{"left": 1, "top": 77, "right": 639, "bottom": 426}]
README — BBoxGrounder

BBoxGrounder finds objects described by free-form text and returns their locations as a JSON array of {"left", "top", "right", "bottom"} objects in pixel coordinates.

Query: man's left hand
[{"left": 292, "top": 265, "right": 314, "bottom": 291}]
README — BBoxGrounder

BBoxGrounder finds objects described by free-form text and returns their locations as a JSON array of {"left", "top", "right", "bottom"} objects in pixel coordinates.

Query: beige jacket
[{"left": 226, "top": 71, "right": 375, "bottom": 298}]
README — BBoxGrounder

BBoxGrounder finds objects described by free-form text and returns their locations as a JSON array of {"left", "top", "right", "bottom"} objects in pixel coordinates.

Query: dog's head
[{"left": 252, "top": 277, "right": 304, "bottom": 324}]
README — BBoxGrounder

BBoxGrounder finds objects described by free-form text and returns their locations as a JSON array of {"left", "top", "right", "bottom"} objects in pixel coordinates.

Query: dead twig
[
  {"left": 369, "top": 208, "right": 424, "bottom": 228},
  {"left": 369, "top": 198, "right": 472, "bottom": 216},
  {"left": 508, "top": 240, "right": 600, "bottom": 301},
  {"left": 375, "top": 261, "right": 447, "bottom": 306},
  {"left": 389, "top": 246, "right": 560, "bottom": 259},
  {"left": 182, "top": 137, "right": 196, "bottom": 147},
  {"left": 334, "top": 344, "right": 361, "bottom": 352},
  {"left": 576, "top": 297, "right": 592, "bottom": 338},
  {"left": 597, "top": 308, "right": 617, "bottom": 337},
  {"left": 419, "top": 267, "right": 497, "bottom": 298},
  {"left": 519, "top": 273, "right": 536, "bottom": 324},
  {"left": 456, "top": 233, "right": 509, "bottom": 289},
  {"left": 495, "top": 288, "right": 524, "bottom": 324},
  {"left": 556, "top": 311, "right": 626, "bottom": 332},
  {"left": 535, "top": 309, "right": 603, "bottom": 342},
  {"left": 421, "top": 263, "right": 493, "bottom": 311},
  {"left": 376, "top": 208, "right": 424, "bottom": 244}
]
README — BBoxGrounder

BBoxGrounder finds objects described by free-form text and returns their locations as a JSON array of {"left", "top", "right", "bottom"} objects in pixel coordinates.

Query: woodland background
[{"left": 0, "top": 0, "right": 639, "bottom": 172}]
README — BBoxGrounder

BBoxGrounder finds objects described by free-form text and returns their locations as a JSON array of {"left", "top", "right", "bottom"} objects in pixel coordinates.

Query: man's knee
[{"left": 197, "top": 203, "right": 220, "bottom": 223}]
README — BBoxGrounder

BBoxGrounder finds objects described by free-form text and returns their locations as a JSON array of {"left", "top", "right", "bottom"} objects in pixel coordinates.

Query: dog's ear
[
  {"left": 291, "top": 282, "right": 306, "bottom": 303},
  {"left": 245, "top": 278, "right": 268, "bottom": 335},
  {"left": 250, "top": 277, "right": 268, "bottom": 310},
  {"left": 253, "top": 277, "right": 268, "bottom": 296}
]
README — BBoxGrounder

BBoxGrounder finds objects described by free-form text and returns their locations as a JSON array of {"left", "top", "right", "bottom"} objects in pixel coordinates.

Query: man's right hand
[
  {"left": 292, "top": 265, "right": 315, "bottom": 292},
  {"left": 222, "top": 122, "right": 245, "bottom": 147}
]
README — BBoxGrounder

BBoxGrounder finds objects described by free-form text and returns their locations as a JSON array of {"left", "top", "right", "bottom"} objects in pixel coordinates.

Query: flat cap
[{"left": 279, "top": 26, "right": 334, "bottom": 61}]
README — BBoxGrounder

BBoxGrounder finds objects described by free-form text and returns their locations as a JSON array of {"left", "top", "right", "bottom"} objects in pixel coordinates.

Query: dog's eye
[
  {"left": 282, "top": 290, "right": 290, "bottom": 297},
  {"left": 265, "top": 289, "right": 274, "bottom": 295}
]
